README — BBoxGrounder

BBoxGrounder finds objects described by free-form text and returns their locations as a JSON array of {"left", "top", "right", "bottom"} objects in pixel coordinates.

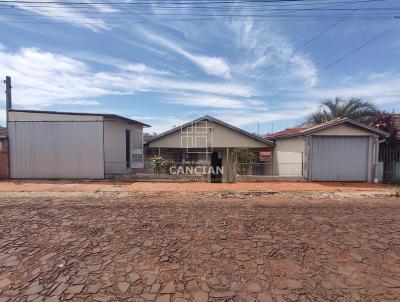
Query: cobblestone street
[{"left": 0, "top": 191, "right": 399, "bottom": 301}]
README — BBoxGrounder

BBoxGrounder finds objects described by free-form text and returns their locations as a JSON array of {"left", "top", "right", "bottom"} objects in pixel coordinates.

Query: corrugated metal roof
[
  {"left": 265, "top": 118, "right": 389, "bottom": 139},
  {"left": 9, "top": 109, "right": 151, "bottom": 127},
  {"left": 146, "top": 115, "right": 274, "bottom": 146}
]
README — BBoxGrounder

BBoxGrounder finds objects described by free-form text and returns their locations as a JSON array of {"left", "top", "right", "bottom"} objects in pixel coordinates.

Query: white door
[{"left": 130, "top": 130, "right": 144, "bottom": 168}]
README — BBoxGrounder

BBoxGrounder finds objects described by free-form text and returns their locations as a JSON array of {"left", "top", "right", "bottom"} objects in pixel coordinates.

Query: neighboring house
[
  {"left": 0, "top": 128, "right": 9, "bottom": 179},
  {"left": 266, "top": 118, "right": 389, "bottom": 182},
  {"left": 145, "top": 115, "right": 274, "bottom": 182},
  {"left": 394, "top": 114, "right": 400, "bottom": 141},
  {"left": 8, "top": 110, "right": 149, "bottom": 179}
]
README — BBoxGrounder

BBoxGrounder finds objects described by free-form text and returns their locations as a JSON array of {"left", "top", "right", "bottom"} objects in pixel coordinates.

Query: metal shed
[{"left": 8, "top": 110, "right": 149, "bottom": 179}]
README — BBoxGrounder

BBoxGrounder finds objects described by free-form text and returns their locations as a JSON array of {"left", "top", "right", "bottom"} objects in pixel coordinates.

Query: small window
[
  {"left": 0, "top": 141, "right": 2, "bottom": 152},
  {"left": 126, "top": 129, "right": 131, "bottom": 168}
]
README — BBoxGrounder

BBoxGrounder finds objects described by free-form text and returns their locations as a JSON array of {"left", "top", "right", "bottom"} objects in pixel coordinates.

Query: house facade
[
  {"left": 145, "top": 116, "right": 274, "bottom": 182},
  {"left": 8, "top": 110, "right": 149, "bottom": 179}
]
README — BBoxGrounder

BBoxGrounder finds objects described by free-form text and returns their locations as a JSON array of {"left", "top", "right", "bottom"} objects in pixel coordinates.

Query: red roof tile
[{"left": 264, "top": 117, "right": 387, "bottom": 139}]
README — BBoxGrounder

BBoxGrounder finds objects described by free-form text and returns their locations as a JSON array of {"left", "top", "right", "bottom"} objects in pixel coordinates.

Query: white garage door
[
  {"left": 9, "top": 121, "right": 104, "bottom": 179},
  {"left": 311, "top": 136, "right": 369, "bottom": 182}
]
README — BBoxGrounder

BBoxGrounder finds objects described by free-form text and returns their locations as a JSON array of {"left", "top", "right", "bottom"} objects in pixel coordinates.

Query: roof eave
[{"left": 147, "top": 115, "right": 274, "bottom": 146}]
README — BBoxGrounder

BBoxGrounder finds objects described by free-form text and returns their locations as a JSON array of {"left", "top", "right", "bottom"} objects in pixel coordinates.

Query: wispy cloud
[
  {"left": 167, "top": 93, "right": 264, "bottom": 109},
  {"left": 230, "top": 20, "right": 318, "bottom": 87},
  {"left": 0, "top": 45, "right": 252, "bottom": 108},
  {"left": 309, "top": 73, "right": 400, "bottom": 105},
  {"left": 138, "top": 28, "right": 232, "bottom": 79},
  {"left": 12, "top": 0, "right": 112, "bottom": 31}
]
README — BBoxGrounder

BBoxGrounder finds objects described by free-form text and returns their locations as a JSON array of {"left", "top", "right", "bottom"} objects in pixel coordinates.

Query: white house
[{"left": 8, "top": 109, "right": 149, "bottom": 179}]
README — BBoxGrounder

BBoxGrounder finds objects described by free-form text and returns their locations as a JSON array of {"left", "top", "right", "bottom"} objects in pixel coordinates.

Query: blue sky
[{"left": 0, "top": 0, "right": 399, "bottom": 133}]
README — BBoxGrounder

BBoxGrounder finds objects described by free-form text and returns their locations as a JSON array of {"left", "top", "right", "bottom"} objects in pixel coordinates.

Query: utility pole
[{"left": 4, "top": 76, "right": 12, "bottom": 124}]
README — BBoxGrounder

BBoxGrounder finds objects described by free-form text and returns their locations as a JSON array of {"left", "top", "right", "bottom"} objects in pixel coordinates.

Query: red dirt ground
[
  {"left": 0, "top": 191, "right": 399, "bottom": 302},
  {"left": 0, "top": 180, "right": 394, "bottom": 192}
]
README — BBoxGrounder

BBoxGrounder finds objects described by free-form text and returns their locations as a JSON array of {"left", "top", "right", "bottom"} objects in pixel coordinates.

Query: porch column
[{"left": 226, "top": 147, "right": 230, "bottom": 183}]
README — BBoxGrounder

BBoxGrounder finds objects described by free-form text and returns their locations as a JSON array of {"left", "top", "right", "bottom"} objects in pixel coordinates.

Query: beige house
[
  {"left": 146, "top": 116, "right": 274, "bottom": 182},
  {"left": 8, "top": 109, "right": 149, "bottom": 179},
  {"left": 266, "top": 118, "right": 389, "bottom": 182}
]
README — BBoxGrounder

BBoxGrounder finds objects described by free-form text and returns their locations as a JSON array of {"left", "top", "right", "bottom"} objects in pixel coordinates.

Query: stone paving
[{"left": 0, "top": 191, "right": 399, "bottom": 301}]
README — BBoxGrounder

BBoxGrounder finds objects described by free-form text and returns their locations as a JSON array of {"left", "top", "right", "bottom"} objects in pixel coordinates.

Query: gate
[{"left": 379, "top": 147, "right": 400, "bottom": 184}]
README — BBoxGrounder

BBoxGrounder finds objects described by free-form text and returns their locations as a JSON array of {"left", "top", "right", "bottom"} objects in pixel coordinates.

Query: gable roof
[
  {"left": 9, "top": 109, "right": 150, "bottom": 127},
  {"left": 147, "top": 115, "right": 274, "bottom": 146},
  {"left": 265, "top": 118, "right": 389, "bottom": 139}
]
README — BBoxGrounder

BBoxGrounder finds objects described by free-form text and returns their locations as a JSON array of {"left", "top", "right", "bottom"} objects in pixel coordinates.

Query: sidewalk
[{"left": 0, "top": 180, "right": 394, "bottom": 192}]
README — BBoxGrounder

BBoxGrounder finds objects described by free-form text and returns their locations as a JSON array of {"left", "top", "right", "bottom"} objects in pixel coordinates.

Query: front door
[{"left": 211, "top": 151, "right": 222, "bottom": 183}]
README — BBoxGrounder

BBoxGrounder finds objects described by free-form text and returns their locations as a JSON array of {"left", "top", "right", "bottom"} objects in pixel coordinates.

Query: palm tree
[{"left": 306, "top": 97, "right": 378, "bottom": 124}]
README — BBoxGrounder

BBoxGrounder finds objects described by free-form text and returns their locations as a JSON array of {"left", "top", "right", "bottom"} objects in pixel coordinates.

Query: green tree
[
  {"left": 373, "top": 111, "right": 399, "bottom": 147},
  {"left": 232, "top": 148, "right": 255, "bottom": 163},
  {"left": 306, "top": 97, "right": 377, "bottom": 124}
]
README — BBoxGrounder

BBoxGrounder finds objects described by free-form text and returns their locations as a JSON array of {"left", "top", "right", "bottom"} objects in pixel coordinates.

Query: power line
[
  {"left": 0, "top": 0, "right": 390, "bottom": 4},
  {"left": 174, "top": 1, "right": 386, "bottom": 122},
  {"left": 319, "top": 23, "right": 398, "bottom": 71}
]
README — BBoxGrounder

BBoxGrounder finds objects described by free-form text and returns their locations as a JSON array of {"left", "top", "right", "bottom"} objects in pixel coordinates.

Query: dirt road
[{"left": 0, "top": 191, "right": 399, "bottom": 301}]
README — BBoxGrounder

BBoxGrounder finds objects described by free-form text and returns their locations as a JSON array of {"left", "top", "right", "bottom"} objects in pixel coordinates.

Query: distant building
[{"left": 0, "top": 128, "right": 9, "bottom": 179}]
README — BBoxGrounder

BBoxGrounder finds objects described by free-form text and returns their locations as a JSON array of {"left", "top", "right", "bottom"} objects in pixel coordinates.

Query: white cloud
[
  {"left": 310, "top": 73, "right": 400, "bottom": 105},
  {"left": 138, "top": 28, "right": 232, "bottom": 79},
  {"left": 121, "top": 63, "right": 170, "bottom": 75},
  {"left": 167, "top": 93, "right": 264, "bottom": 109},
  {"left": 0, "top": 45, "right": 252, "bottom": 108},
  {"left": 0, "top": 109, "right": 6, "bottom": 127},
  {"left": 222, "top": 109, "right": 313, "bottom": 127},
  {"left": 12, "top": 0, "right": 110, "bottom": 31},
  {"left": 230, "top": 20, "right": 318, "bottom": 87}
]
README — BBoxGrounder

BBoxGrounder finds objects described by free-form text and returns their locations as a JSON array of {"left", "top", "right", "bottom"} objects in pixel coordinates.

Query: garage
[
  {"left": 267, "top": 118, "right": 389, "bottom": 183},
  {"left": 310, "top": 136, "right": 369, "bottom": 181}
]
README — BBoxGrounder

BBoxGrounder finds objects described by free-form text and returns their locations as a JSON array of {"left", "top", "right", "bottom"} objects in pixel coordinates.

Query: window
[
  {"left": 126, "top": 129, "right": 131, "bottom": 168},
  {"left": 131, "top": 153, "right": 144, "bottom": 168}
]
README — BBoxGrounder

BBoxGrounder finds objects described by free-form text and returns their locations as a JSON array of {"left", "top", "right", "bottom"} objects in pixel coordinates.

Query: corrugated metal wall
[
  {"left": 310, "top": 136, "right": 369, "bottom": 181},
  {"left": 9, "top": 121, "right": 104, "bottom": 179}
]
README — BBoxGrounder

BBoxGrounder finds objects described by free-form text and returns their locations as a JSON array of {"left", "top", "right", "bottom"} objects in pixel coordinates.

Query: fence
[
  {"left": 378, "top": 147, "right": 400, "bottom": 184},
  {"left": 105, "top": 161, "right": 212, "bottom": 182},
  {"left": 236, "top": 162, "right": 304, "bottom": 177}
]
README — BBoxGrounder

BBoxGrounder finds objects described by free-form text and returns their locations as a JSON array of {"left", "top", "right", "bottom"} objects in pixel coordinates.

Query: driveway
[{"left": 0, "top": 191, "right": 399, "bottom": 301}]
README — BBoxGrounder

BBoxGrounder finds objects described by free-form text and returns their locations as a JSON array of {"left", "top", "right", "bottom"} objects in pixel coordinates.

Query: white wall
[
  {"left": 9, "top": 121, "right": 104, "bottom": 179},
  {"left": 313, "top": 124, "right": 373, "bottom": 136},
  {"left": 273, "top": 137, "right": 305, "bottom": 176},
  {"left": 103, "top": 119, "right": 143, "bottom": 174}
]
